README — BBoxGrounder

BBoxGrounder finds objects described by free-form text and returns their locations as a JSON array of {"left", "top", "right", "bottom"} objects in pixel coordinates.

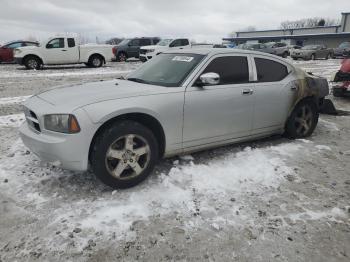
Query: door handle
[
  {"left": 290, "top": 85, "right": 298, "bottom": 91},
  {"left": 242, "top": 89, "right": 253, "bottom": 95},
  {"left": 61, "top": 50, "right": 67, "bottom": 51}
]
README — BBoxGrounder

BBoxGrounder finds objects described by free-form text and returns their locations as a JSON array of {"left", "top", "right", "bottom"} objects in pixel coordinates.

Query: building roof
[
  {"left": 223, "top": 32, "right": 350, "bottom": 42},
  {"left": 235, "top": 25, "right": 340, "bottom": 34}
]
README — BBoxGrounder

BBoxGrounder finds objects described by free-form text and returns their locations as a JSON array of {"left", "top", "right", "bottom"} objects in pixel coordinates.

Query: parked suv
[
  {"left": 0, "top": 40, "right": 38, "bottom": 63},
  {"left": 333, "top": 42, "right": 350, "bottom": 58},
  {"left": 113, "top": 37, "right": 160, "bottom": 62}
]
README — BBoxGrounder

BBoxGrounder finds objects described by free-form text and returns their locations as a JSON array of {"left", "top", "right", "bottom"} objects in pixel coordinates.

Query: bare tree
[{"left": 280, "top": 17, "right": 340, "bottom": 29}]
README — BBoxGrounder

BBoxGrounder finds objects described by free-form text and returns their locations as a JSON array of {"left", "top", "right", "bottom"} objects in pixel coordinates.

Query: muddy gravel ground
[{"left": 0, "top": 59, "right": 349, "bottom": 262}]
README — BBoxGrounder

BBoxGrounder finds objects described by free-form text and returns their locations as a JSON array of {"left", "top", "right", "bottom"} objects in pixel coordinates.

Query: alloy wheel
[
  {"left": 294, "top": 105, "right": 313, "bottom": 136},
  {"left": 28, "top": 59, "right": 38, "bottom": 69},
  {"left": 118, "top": 53, "right": 126, "bottom": 62},
  {"left": 105, "top": 134, "right": 151, "bottom": 180},
  {"left": 92, "top": 57, "right": 101, "bottom": 67}
]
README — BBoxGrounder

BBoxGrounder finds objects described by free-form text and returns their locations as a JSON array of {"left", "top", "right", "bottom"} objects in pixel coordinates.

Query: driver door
[
  {"left": 43, "top": 38, "right": 66, "bottom": 64},
  {"left": 183, "top": 54, "right": 255, "bottom": 150}
]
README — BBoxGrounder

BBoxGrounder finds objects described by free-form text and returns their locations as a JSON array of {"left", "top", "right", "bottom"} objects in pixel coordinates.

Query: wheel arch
[
  {"left": 88, "top": 53, "right": 106, "bottom": 64},
  {"left": 89, "top": 112, "right": 166, "bottom": 162},
  {"left": 23, "top": 54, "right": 43, "bottom": 65}
]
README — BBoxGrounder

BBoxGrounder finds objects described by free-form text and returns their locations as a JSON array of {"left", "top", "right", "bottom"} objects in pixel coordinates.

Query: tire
[
  {"left": 117, "top": 52, "right": 127, "bottom": 62},
  {"left": 88, "top": 55, "right": 103, "bottom": 68},
  {"left": 282, "top": 51, "right": 289, "bottom": 58},
  {"left": 311, "top": 54, "right": 316, "bottom": 60},
  {"left": 24, "top": 56, "right": 41, "bottom": 70},
  {"left": 91, "top": 120, "right": 159, "bottom": 189},
  {"left": 325, "top": 53, "right": 331, "bottom": 60},
  {"left": 284, "top": 99, "right": 319, "bottom": 139}
]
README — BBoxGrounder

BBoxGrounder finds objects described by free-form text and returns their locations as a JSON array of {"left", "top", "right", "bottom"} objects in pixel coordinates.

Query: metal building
[{"left": 223, "top": 12, "right": 350, "bottom": 48}]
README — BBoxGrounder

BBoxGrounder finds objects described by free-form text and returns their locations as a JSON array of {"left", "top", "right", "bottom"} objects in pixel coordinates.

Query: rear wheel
[
  {"left": 88, "top": 55, "right": 103, "bottom": 68},
  {"left": 91, "top": 120, "right": 158, "bottom": 189},
  {"left": 282, "top": 51, "right": 289, "bottom": 58},
  {"left": 284, "top": 99, "right": 319, "bottom": 139},
  {"left": 311, "top": 54, "right": 316, "bottom": 60},
  {"left": 117, "top": 52, "right": 127, "bottom": 62},
  {"left": 326, "top": 53, "right": 331, "bottom": 60},
  {"left": 24, "top": 56, "right": 41, "bottom": 70}
]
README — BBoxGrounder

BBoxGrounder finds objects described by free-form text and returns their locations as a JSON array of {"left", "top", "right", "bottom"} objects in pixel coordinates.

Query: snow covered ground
[{"left": 0, "top": 60, "right": 349, "bottom": 261}]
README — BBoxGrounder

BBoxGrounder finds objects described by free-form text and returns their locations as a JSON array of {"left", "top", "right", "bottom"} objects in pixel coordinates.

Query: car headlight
[
  {"left": 44, "top": 114, "right": 80, "bottom": 133},
  {"left": 147, "top": 49, "right": 155, "bottom": 53}
]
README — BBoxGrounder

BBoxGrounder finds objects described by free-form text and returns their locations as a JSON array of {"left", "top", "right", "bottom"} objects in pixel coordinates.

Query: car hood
[{"left": 36, "top": 79, "right": 171, "bottom": 109}]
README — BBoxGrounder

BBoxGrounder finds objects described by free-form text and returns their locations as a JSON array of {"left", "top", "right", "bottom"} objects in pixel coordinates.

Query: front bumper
[
  {"left": 19, "top": 96, "right": 97, "bottom": 172},
  {"left": 139, "top": 54, "right": 153, "bottom": 62}
]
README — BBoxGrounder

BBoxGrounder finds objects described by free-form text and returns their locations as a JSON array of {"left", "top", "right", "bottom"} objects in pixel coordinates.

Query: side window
[
  {"left": 254, "top": 58, "right": 288, "bottom": 82},
  {"left": 180, "top": 39, "right": 189, "bottom": 46},
  {"left": 140, "top": 39, "right": 151, "bottom": 46},
  {"left": 24, "top": 42, "right": 38, "bottom": 47},
  {"left": 153, "top": 38, "right": 160, "bottom": 45},
  {"left": 130, "top": 39, "right": 140, "bottom": 46},
  {"left": 46, "top": 38, "right": 64, "bottom": 48},
  {"left": 201, "top": 56, "right": 249, "bottom": 85},
  {"left": 170, "top": 39, "right": 182, "bottom": 47},
  {"left": 6, "top": 42, "right": 22, "bottom": 48},
  {"left": 67, "top": 38, "right": 75, "bottom": 48}
]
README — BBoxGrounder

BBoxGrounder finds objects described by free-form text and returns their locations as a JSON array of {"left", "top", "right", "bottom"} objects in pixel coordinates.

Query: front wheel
[
  {"left": 24, "top": 56, "right": 41, "bottom": 70},
  {"left": 284, "top": 100, "right": 319, "bottom": 139},
  {"left": 311, "top": 54, "right": 316, "bottom": 60},
  {"left": 91, "top": 121, "right": 159, "bottom": 189}
]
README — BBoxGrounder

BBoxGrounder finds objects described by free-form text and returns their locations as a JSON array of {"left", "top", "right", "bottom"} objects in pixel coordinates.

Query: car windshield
[
  {"left": 339, "top": 42, "right": 350, "bottom": 48},
  {"left": 127, "top": 53, "right": 205, "bottom": 87},
  {"left": 301, "top": 45, "right": 318, "bottom": 50},
  {"left": 157, "top": 39, "right": 173, "bottom": 46}
]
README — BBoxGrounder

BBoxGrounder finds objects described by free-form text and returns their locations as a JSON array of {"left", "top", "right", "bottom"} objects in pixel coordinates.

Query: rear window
[
  {"left": 254, "top": 58, "right": 288, "bottom": 82},
  {"left": 202, "top": 56, "right": 249, "bottom": 85},
  {"left": 67, "top": 38, "right": 75, "bottom": 48}
]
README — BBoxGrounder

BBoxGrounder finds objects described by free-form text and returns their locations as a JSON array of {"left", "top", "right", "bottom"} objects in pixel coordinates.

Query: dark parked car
[
  {"left": 333, "top": 42, "right": 350, "bottom": 58},
  {"left": 113, "top": 37, "right": 160, "bottom": 62},
  {"left": 0, "top": 40, "right": 38, "bottom": 63}
]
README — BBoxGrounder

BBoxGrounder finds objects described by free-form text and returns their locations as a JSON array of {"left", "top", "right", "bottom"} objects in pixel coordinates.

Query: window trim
[
  {"left": 185, "top": 53, "right": 255, "bottom": 88},
  {"left": 251, "top": 55, "right": 292, "bottom": 83}
]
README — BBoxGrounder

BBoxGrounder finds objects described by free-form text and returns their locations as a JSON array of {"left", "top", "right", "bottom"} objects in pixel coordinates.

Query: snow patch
[
  {"left": 0, "top": 113, "right": 25, "bottom": 127},
  {"left": 319, "top": 118, "right": 340, "bottom": 131},
  {"left": 315, "top": 145, "right": 332, "bottom": 151},
  {"left": 289, "top": 207, "right": 346, "bottom": 222}
]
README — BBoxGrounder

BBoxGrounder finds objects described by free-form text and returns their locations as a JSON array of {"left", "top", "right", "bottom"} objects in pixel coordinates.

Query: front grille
[
  {"left": 24, "top": 107, "right": 41, "bottom": 133},
  {"left": 140, "top": 49, "right": 147, "bottom": 55}
]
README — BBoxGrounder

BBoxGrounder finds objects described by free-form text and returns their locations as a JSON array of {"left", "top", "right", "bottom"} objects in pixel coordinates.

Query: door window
[
  {"left": 46, "top": 38, "right": 64, "bottom": 48},
  {"left": 67, "top": 38, "right": 75, "bottom": 48},
  {"left": 254, "top": 58, "right": 288, "bottom": 82},
  {"left": 140, "top": 39, "right": 151, "bottom": 46},
  {"left": 180, "top": 39, "right": 190, "bottom": 46},
  {"left": 129, "top": 39, "right": 140, "bottom": 46},
  {"left": 169, "top": 39, "right": 182, "bottom": 47},
  {"left": 200, "top": 56, "right": 249, "bottom": 85}
]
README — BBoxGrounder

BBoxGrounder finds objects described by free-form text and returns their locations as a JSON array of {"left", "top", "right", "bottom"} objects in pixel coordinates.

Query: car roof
[{"left": 164, "top": 48, "right": 294, "bottom": 67}]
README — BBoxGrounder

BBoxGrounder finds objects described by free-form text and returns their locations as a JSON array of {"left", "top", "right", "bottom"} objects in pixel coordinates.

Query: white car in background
[
  {"left": 139, "top": 38, "right": 191, "bottom": 62},
  {"left": 14, "top": 36, "right": 114, "bottom": 69}
]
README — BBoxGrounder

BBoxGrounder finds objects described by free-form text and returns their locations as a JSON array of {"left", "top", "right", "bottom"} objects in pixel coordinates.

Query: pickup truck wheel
[
  {"left": 117, "top": 52, "right": 127, "bottom": 62},
  {"left": 24, "top": 56, "right": 41, "bottom": 70},
  {"left": 89, "top": 55, "right": 103, "bottom": 68},
  {"left": 91, "top": 120, "right": 158, "bottom": 189},
  {"left": 284, "top": 100, "right": 319, "bottom": 139}
]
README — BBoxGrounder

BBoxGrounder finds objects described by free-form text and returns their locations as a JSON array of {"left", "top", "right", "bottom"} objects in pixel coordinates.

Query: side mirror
[{"left": 197, "top": 72, "right": 220, "bottom": 86}]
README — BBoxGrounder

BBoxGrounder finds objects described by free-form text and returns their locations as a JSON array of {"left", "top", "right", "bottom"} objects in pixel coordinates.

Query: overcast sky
[{"left": 0, "top": 0, "right": 348, "bottom": 43}]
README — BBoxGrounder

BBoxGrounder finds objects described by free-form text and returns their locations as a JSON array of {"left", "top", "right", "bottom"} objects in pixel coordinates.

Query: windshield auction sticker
[{"left": 172, "top": 56, "right": 194, "bottom": 62}]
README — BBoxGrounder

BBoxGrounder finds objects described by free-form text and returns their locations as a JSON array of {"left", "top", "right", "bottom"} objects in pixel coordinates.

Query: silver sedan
[{"left": 20, "top": 49, "right": 329, "bottom": 188}]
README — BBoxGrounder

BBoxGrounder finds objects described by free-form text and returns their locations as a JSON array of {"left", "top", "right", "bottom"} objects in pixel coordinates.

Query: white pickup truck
[
  {"left": 14, "top": 36, "right": 114, "bottom": 69},
  {"left": 139, "top": 38, "right": 191, "bottom": 62}
]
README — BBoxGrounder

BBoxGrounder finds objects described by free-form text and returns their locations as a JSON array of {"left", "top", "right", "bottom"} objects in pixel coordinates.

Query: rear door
[
  {"left": 183, "top": 54, "right": 255, "bottom": 149},
  {"left": 128, "top": 39, "right": 141, "bottom": 58},
  {"left": 250, "top": 55, "right": 294, "bottom": 135}
]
